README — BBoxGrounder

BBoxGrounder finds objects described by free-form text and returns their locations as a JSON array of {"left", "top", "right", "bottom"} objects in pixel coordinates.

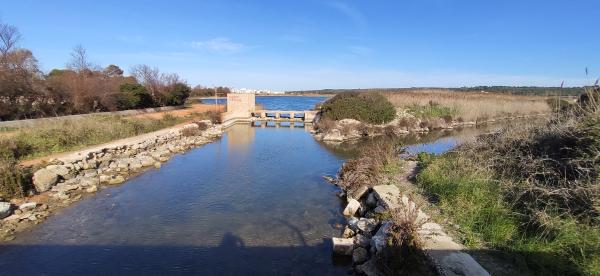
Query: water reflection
[
  {"left": 317, "top": 122, "right": 516, "bottom": 159},
  {"left": 0, "top": 121, "right": 521, "bottom": 275},
  {"left": 0, "top": 124, "right": 349, "bottom": 275}
]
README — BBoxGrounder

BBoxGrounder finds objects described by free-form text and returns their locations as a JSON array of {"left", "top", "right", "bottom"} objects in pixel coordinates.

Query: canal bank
[
  {"left": 0, "top": 121, "right": 223, "bottom": 242},
  {"left": 0, "top": 124, "right": 352, "bottom": 275},
  {"left": 1, "top": 113, "right": 516, "bottom": 275}
]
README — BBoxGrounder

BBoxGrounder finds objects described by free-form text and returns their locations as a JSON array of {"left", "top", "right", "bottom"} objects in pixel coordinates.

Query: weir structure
[{"left": 221, "top": 93, "right": 318, "bottom": 128}]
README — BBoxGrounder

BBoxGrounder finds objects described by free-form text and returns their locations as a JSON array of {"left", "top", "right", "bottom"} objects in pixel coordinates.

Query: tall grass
[
  {"left": 0, "top": 115, "right": 183, "bottom": 198},
  {"left": 337, "top": 140, "right": 403, "bottom": 192},
  {"left": 385, "top": 89, "right": 550, "bottom": 121},
  {"left": 415, "top": 85, "right": 600, "bottom": 275},
  {"left": 2, "top": 115, "right": 182, "bottom": 161}
]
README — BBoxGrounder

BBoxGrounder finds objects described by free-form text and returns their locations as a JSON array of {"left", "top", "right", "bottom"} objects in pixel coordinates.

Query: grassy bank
[
  {"left": 385, "top": 90, "right": 551, "bottom": 122},
  {"left": 415, "top": 87, "right": 600, "bottom": 275},
  {"left": 0, "top": 111, "right": 219, "bottom": 199}
]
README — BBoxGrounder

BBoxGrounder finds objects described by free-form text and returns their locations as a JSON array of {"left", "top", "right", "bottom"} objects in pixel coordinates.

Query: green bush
[
  {"left": 117, "top": 83, "right": 155, "bottom": 110},
  {"left": 320, "top": 92, "right": 396, "bottom": 124},
  {"left": 408, "top": 101, "right": 457, "bottom": 119},
  {"left": 164, "top": 83, "right": 191, "bottom": 106},
  {"left": 0, "top": 140, "right": 32, "bottom": 198}
]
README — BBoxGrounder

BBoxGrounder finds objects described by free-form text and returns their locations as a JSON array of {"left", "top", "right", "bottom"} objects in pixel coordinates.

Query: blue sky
[{"left": 2, "top": 0, "right": 599, "bottom": 90}]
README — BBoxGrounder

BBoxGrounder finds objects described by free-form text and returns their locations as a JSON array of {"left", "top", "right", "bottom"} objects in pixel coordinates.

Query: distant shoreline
[{"left": 195, "top": 94, "right": 333, "bottom": 100}]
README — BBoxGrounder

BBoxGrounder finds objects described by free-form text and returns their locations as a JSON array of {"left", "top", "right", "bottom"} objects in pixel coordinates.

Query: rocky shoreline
[
  {"left": 329, "top": 160, "right": 490, "bottom": 276},
  {"left": 313, "top": 110, "right": 546, "bottom": 143},
  {"left": 0, "top": 120, "right": 223, "bottom": 241}
]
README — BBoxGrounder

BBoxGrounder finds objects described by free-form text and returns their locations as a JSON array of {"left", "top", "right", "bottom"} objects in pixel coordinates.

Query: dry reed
[{"left": 384, "top": 89, "right": 550, "bottom": 121}]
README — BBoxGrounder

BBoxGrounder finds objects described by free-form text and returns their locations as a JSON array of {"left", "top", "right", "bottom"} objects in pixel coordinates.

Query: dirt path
[
  {"left": 18, "top": 104, "right": 224, "bottom": 168},
  {"left": 128, "top": 104, "right": 224, "bottom": 120}
]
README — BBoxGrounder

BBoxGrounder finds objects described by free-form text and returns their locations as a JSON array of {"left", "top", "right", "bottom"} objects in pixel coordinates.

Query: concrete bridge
[
  {"left": 252, "top": 121, "right": 311, "bottom": 129},
  {"left": 221, "top": 93, "right": 319, "bottom": 128},
  {"left": 252, "top": 110, "right": 317, "bottom": 122}
]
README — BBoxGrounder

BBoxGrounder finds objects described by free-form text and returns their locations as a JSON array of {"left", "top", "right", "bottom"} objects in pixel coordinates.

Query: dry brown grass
[
  {"left": 384, "top": 89, "right": 550, "bottom": 121},
  {"left": 337, "top": 140, "right": 401, "bottom": 192}
]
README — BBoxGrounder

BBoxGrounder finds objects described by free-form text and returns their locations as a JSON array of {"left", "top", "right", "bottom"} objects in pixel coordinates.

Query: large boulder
[
  {"left": 322, "top": 129, "right": 344, "bottom": 142},
  {"left": 343, "top": 198, "right": 361, "bottom": 216},
  {"left": 0, "top": 202, "right": 12, "bottom": 219},
  {"left": 371, "top": 221, "right": 391, "bottom": 253},
  {"left": 332, "top": 237, "right": 354, "bottom": 255},
  {"left": 18, "top": 202, "right": 37, "bottom": 211},
  {"left": 138, "top": 155, "right": 156, "bottom": 167},
  {"left": 353, "top": 247, "right": 368, "bottom": 264},
  {"left": 354, "top": 234, "right": 371, "bottom": 248},
  {"left": 33, "top": 168, "right": 58, "bottom": 192},
  {"left": 372, "top": 185, "right": 401, "bottom": 209},
  {"left": 350, "top": 186, "right": 369, "bottom": 200},
  {"left": 342, "top": 227, "right": 355, "bottom": 238},
  {"left": 357, "top": 218, "right": 378, "bottom": 235}
]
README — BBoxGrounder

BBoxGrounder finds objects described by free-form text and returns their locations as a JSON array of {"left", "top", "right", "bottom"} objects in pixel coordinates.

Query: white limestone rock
[
  {"left": 0, "top": 202, "right": 12, "bottom": 219},
  {"left": 343, "top": 198, "right": 361, "bottom": 216},
  {"left": 18, "top": 202, "right": 37, "bottom": 211},
  {"left": 332, "top": 237, "right": 354, "bottom": 256}
]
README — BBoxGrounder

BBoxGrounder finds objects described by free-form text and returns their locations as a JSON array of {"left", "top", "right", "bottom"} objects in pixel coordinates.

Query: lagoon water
[
  {"left": 200, "top": 95, "right": 328, "bottom": 110},
  {"left": 0, "top": 121, "right": 505, "bottom": 275}
]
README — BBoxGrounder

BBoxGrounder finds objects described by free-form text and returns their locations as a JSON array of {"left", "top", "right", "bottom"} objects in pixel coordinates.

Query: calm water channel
[{"left": 0, "top": 121, "right": 506, "bottom": 275}]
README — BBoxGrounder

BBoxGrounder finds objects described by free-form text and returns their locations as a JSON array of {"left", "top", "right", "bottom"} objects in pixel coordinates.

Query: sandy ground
[{"left": 129, "top": 104, "right": 224, "bottom": 120}]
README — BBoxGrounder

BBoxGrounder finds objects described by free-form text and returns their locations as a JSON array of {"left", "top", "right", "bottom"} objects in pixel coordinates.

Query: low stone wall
[
  {"left": 32, "top": 121, "right": 222, "bottom": 193},
  {"left": 1, "top": 120, "right": 223, "bottom": 241}
]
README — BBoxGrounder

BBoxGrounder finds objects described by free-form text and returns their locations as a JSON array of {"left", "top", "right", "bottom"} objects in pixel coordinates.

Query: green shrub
[
  {"left": 0, "top": 140, "right": 32, "bottom": 198},
  {"left": 117, "top": 83, "right": 155, "bottom": 110},
  {"left": 408, "top": 101, "right": 457, "bottom": 119},
  {"left": 164, "top": 82, "right": 191, "bottom": 106},
  {"left": 320, "top": 92, "right": 396, "bottom": 124}
]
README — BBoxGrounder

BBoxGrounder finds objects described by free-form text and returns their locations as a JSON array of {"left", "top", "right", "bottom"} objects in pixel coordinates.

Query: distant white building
[{"left": 231, "top": 88, "right": 285, "bottom": 94}]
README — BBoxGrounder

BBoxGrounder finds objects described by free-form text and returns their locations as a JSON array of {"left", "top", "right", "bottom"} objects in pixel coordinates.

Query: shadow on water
[
  {"left": 0, "top": 240, "right": 579, "bottom": 276},
  {"left": 0, "top": 234, "right": 352, "bottom": 275},
  {"left": 0, "top": 124, "right": 352, "bottom": 275}
]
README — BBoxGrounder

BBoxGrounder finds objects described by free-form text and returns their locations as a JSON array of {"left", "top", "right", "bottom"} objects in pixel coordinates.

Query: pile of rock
[
  {"left": 332, "top": 184, "right": 407, "bottom": 276},
  {"left": 0, "top": 201, "right": 51, "bottom": 240},
  {"left": 32, "top": 121, "right": 222, "bottom": 196},
  {"left": 332, "top": 180, "right": 490, "bottom": 276}
]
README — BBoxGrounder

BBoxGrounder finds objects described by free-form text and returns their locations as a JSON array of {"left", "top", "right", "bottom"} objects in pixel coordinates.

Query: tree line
[
  {"left": 0, "top": 21, "right": 229, "bottom": 121},
  {"left": 287, "top": 86, "right": 586, "bottom": 96}
]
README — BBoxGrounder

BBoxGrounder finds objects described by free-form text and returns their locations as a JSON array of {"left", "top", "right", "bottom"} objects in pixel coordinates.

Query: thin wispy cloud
[
  {"left": 328, "top": 1, "right": 367, "bottom": 32},
  {"left": 190, "top": 38, "right": 244, "bottom": 53}
]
